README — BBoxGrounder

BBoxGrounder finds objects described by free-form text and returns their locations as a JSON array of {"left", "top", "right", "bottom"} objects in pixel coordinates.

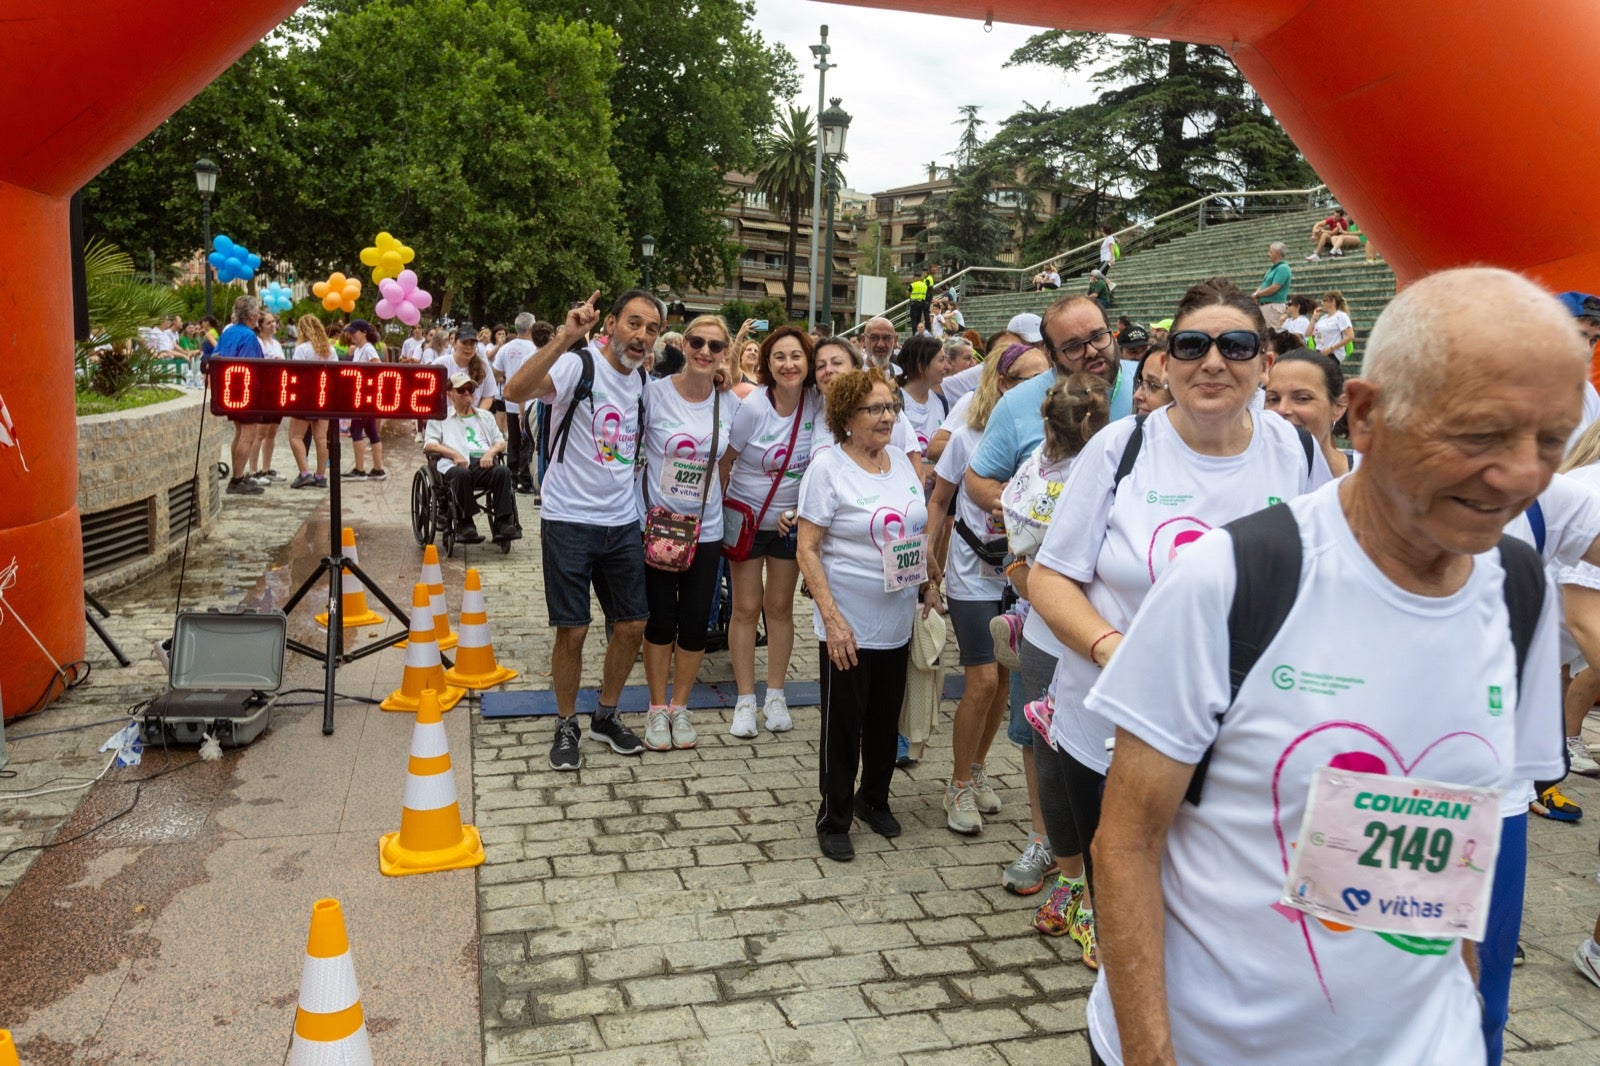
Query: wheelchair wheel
[{"left": 410, "top": 469, "right": 435, "bottom": 547}]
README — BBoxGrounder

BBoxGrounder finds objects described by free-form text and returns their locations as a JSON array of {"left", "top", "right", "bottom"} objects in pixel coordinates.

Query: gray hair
[
  {"left": 942, "top": 336, "right": 973, "bottom": 358},
  {"left": 1364, "top": 266, "right": 1584, "bottom": 427},
  {"left": 231, "top": 295, "right": 261, "bottom": 324},
  {"left": 514, "top": 311, "right": 536, "bottom": 334},
  {"left": 1268, "top": 242, "right": 1288, "bottom": 258}
]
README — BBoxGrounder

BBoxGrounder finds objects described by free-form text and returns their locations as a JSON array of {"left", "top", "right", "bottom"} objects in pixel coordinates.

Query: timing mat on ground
[{"left": 479, "top": 676, "right": 967, "bottom": 717}]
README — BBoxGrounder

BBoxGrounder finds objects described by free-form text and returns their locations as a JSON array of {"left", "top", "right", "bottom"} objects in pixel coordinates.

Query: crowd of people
[{"left": 203, "top": 252, "right": 1600, "bottom": 1063}]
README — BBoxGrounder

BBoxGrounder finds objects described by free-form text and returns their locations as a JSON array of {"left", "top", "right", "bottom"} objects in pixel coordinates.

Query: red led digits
[
  {"left": 220, "top": 364, "right": 252, "bottom": 409},
  {"left": 340, "top": 366, "right": 364, "bottom": 409},
  {"left": 374, "top": 369, "right": 402, "bottom": 413},
  {"left": 409, "top": 373, "right": 440, "bottom": 415},
  {"left": 317, "top": 367, "right": 331, "bottom": 409}
]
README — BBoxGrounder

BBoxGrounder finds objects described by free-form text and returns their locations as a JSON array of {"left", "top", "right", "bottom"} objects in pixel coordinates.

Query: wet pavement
[{"left": 4, "top": 420, "right": 1600, "bottom": 1063}]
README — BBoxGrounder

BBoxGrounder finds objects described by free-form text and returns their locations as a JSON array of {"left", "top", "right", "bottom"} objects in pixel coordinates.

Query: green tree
[
  {"left": 76, "top": 240, "right": 185, "bottom": 397},
  {"left": 952, "top": 105, "right": 985, "bottom": 170},
  {"left": 751, "top": 107, "right": 841, "bottom": 321}
]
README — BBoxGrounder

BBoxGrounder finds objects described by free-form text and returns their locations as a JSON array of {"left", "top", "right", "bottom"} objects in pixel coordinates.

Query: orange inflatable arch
[{"left": 2, "top": 0, "right": 1597, "bottom": 713}]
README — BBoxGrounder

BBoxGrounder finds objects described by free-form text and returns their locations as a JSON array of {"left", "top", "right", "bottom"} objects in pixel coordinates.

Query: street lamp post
[
  {"left": 806, "top": 25, "right": 832, "bottom": 331},
  {"left": 641, "top": 233, "right": 656, "bottom": 291},
  {"left": 194, "top": 157, "right": 219, "bottom": 317},
  {"left": 818, "top": 98, "right": 851, "bottom": 333}
]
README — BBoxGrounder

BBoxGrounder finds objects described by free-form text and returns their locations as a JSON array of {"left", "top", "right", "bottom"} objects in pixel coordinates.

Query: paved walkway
[{"left": 4, "top": 423, "right": 1600, "bottom": 1063}]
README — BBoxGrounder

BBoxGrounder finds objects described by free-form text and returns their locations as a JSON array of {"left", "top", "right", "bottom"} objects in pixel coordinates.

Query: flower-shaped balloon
[
  {"left": 359, "top": 231, "right": 415, "bottom": 283},
  {"left": 312, "top": 272, "right": 362, "bottom": 313},
  {"left": 207, "top": 235, "right": 260, "bottom": 283},
  {"left": 375, "top": 269, "right": 434, "bottom": 327},
  {"left": 260, "top": 281, "right": 294, "bottom": 313}
]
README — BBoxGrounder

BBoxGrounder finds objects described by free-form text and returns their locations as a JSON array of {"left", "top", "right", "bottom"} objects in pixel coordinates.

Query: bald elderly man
[{"left": 1086, "top": 268, "right": 1584, "bottom": 1066}]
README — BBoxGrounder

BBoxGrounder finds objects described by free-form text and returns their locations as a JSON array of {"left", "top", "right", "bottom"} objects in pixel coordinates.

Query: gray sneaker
[
  {"left": 970, "top": 764, "right": 1001, "bottom": 814},
  {"left": 642, "top": 708, "right": 672, "bottom": 752},
  {"left": 944, "top": 782, "right": 983, "bottom": 835},
  {"left": 1002, "top": 838, "right": 1057, "bottom": 895},
  {"left": 669, "top": 706, "right": 698, "bottom": 749}
]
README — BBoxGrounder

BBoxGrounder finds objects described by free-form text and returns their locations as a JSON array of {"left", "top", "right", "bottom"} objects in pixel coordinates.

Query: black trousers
[
  {"left": 908, "top": 298, "right": 930, "bottom": 334},
  {"left": 816, "top": 641, "right": 909, "bottom": 833},
  {"left": 443, "top": 463, "right": 517, "bottom": 531},
  {"left": 506, "top": 409, "right": 532, "bottom": 489}
]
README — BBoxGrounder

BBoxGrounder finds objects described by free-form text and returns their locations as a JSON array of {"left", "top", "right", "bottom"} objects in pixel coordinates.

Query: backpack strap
[
  {"left": 1524, "top": 500, "right": 1546, "bottom": 558},
  {"left": 1497, "top": 534, "right": 1545, "bottom": 697},
  {"left": 1186, "top": 501, "right": 1304, "bottom": 806},
  {"left": 1112, "top": 412, "right": 1148, "bottom": 492},
  {"left": 1293, "top": 424, "right": 1315, "bottom": 474},
  {"left": 546, "top": 345, "right": 595, "bottom": 465}
]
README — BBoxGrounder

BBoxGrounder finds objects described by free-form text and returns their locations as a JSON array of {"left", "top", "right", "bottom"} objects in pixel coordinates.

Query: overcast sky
[{"left": 748, "top": 0, "right": 1097, "bottom": 196}]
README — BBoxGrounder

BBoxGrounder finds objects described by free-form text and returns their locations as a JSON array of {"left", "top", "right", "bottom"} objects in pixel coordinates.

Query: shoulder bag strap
[
  {"left": 697, "top": 388, "right": 720, "bottom": 521},
  {"left": 752, "top": 389, "right": 805, "bottom": 528}
]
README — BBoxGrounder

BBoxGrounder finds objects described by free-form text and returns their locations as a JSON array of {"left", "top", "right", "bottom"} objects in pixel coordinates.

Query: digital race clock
[{"left": 207, "top": 358, "right": 448, "bottom": 420}]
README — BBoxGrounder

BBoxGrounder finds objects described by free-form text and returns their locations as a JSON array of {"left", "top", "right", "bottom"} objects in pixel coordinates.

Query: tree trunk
[{"left": 783, "top": 199, "right": 800, "bottom": 321}]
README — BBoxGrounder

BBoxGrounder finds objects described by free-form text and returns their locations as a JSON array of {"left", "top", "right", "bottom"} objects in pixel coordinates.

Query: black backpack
[
  {"left": 541, "top": 343, "right": 647, "bottom": 466},
  {"left": 1181, "top": 500, "right": 1546, "bottom": 806}
]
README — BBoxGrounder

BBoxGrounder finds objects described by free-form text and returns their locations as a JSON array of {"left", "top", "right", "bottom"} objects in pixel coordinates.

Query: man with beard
[{"left": 505, "top": 289, "right": 661, "bottom": 771}]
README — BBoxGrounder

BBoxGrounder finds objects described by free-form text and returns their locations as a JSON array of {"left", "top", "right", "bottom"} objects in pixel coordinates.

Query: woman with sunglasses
[
  {"left": 797, "top": 368, "right": 943, "bottom": 862},
  {"left": 720, "top": 326, "right": 821, "bottom": 740},
  {"left": 1026, "top": 279, "right": 1332, "bottom": 935},
  {"left": 926, "top": 343, "right": 1051, "bottom": 838},
  {"left": 637, "top": 315, "right": 742, "bottom": 752}
]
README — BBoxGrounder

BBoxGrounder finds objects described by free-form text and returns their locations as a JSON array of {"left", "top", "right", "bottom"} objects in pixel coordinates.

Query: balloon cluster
[
  {"left": 376, "top": 269, "right": 433, "bottom": 326},
  {"left": 260, "top": 281, "right": 294, "bottom": 313},
  {"left": 360, "top": 232, "right": 415, "bottom": 283},
  {"left": 208, "top": 235, "right": 259, "bottom": 283},
  {"left": 313, "top": 272, "right": 363, "bottom": 313}
]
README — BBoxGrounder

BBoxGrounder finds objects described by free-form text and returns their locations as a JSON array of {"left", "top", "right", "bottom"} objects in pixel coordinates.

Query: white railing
[{"left": 843, "top": 184, "right": 1330, "bottom": 336}]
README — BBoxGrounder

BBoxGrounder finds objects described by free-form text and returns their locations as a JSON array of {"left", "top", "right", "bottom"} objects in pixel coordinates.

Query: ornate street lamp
[
  {"left": 819, "top": 98, "right": 852, "bottom": 331},
  {"left": 194, "top": 157, "right": 219, "bottom": 317},
  {"left": 641, "top": 233, "right": 656, "bottom": 290}
]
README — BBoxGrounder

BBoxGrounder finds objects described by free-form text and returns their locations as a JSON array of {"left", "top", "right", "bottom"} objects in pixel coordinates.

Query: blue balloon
[
  {"left": 208, "top": 234, "right": 259, "bottom": 283},
  {"left": 261, "top": 281, "right": 294, "bottom": 313}
]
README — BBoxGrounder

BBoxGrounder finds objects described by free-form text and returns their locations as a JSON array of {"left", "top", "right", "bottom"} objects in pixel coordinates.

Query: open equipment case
[{"left": 142, "top": 609, "right": 287, "bottom": 748}]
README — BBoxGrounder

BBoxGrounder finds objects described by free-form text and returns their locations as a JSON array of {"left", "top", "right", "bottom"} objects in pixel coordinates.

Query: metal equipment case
[{"left": 142, "top": 610, "right": 286, "bottom": 748}]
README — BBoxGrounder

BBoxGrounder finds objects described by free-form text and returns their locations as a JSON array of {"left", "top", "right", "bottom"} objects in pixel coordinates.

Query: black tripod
[{"left": 281, "top": 419, "right": 435, "bottom": 734}]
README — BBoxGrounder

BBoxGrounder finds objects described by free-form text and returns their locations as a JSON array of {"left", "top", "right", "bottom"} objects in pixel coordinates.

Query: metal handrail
[{"left": 841, "top": 184, "right": 1330, "bottom": 336}]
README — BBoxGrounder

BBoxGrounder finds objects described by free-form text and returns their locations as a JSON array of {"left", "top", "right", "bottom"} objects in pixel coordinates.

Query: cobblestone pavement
[{"left": 7, "top": 423, "right": 1600, "bottom": 1062}]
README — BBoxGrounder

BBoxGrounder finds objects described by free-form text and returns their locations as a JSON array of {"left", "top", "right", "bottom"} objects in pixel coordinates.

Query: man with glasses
[
  {"left": 505, "top": 289, "right": 661, "bottom": 770},
  {"left": 423, "top": 369, "right": 519, "bottom": 545},
  {"left": 861, "top": 316, "right": 900, "bottom": 373}
]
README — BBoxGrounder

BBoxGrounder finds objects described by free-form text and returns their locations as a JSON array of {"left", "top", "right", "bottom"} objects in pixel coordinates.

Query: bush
[{"left": 718, "top": 300, "right": 755, "bottom": 334}]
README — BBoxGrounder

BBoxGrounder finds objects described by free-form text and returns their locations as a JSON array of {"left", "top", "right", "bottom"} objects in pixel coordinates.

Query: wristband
[
  {"left": 1088, "top": 629, "right": 1121, "bottom": 666},
  {"left": 1004, "top": 558, "right": 1028, "bottom": 577}
]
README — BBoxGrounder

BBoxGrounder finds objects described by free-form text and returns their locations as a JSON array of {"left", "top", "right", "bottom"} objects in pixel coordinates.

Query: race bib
[
  {"left": 660, "top": 457, "right": 707, "bottom": 505},
  {"left": 881, "top": 533, "right": 928, "bottom": 592},
  {"left": 1282, "top": 767, "right": 1501, "bottom": 941}
]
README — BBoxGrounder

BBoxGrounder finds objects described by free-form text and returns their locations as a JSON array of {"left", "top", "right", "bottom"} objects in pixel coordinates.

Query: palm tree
[
  {"left": 77, "top": 238, "right": 184, "bottom": 396},
  {"left": 751, "top": 107, "right": 843, "bottom": 320}
]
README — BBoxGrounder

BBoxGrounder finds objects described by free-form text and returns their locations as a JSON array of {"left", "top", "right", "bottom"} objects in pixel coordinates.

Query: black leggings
[
  {"left": 643, "top": 545, "right": 722, "bottom": 652},
  {"left": 817, "top": 641, "right": 909, "bottom": 833},
  {"left": 1056, "top": 746, "right": 1107, "bottom": 892}
]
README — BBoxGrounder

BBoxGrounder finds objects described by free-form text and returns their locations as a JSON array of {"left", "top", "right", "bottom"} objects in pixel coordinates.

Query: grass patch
[{"left": 76, "top": 386, "right": 186, "bottom": 416}]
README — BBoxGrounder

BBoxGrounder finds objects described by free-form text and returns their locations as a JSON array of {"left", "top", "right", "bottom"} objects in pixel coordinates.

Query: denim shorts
[
  {"left": 540, "top": 519, "right": 648, "bottom": 629},
  {"left": 748, "top": 527, "right": 798, "bottom": 561}
]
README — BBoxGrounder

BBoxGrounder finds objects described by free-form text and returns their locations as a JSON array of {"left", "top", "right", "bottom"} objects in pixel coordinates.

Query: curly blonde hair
[{"left": 823, "top": 368, "right": 893, "bottom": 444}]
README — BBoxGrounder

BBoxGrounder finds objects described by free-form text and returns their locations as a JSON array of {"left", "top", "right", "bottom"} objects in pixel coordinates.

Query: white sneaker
[
  {"left": 730, "top": 698, "right": 759, "bottom": 739},
  {"left": 1569, "top": 736, "right": 1600, "bottom": 776},
  {"left": 1330, "top": 247, "right": 1344, "bottom": 257},
  {"left": 944, "top": 782, "right": 983, "bottom": 835},
  {"left": 970, "top": 764, "right": 1001, "bottom": 814},
  {"left": 1305, "top": 253, "right": 1320, "bottom": 261},
  {"left": 763, "top": 691, "right": 793, "bottom": 732},
  {"left": 643, "top": 708, "right": 672, "bottom": 751},
  {"left": 1575, "top": 939, "right": 1600, "bottom": 990},
  {"left": 670, "top": 706, "right": 697, "bottom": 749}
]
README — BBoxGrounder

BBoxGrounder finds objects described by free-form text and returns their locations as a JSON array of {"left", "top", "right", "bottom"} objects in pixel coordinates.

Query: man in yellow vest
[{"left": 908, "top": 268, "right": 936, "bottom": 334}]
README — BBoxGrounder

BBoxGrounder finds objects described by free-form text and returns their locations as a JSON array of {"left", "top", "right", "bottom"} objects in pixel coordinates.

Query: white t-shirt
[
  {"left": 939, "top": 393, "right": 973, "bottom": 434},
  {"left": 1282, "top": 314, "right": 1311, "bottom": 338},
  {"left": 1099, "top": 235, "right": 1117, "bottom": 265},
  {"left": 901, "top": 389, "right": 948, "bottom": 454},
  {"left": 492, "top": 338, "right": 537, "bottom": 414},
  {"left": 1312, "top": 310, "right": 1353, "bottom": 354},
  {"left": 639, "top": 377, "right": 740, "bottom": 542},
  {"left": 424, "top": 407, "right": 504, "bottom": 475},
  {"left": 1082, "top": 481, "right": 1563, "bottom": 1066},
  {"left": 798, "top": 445, "right": 928, "bottom": 649},
  {"left": 435, "top": 351, "right": 499, "bottom": 405},
  {"left": 292, "top": 342, "right": 335, "bottom": 361},
  {"left": 350, "top": 343, "right": 380, "bottom": 364},
  {"left": 941, "top": 366, "right": 982, "bottom": 409},
  {"left": 401, "top": 337, "right": 424, "bottom": 362},
  {"left": 537, "top": 342, "right": 645, "bottom": 527},
  {"left": 935, "top": 424, "right": 1007, "bottom": 601},
  {"left": 726, "top": 387, "right": 818, "bottom": 529},
  {"left": 260, "top": 338, "right": 285, "bottom": 359},
  {"left": 1037, "top": 408, "right": 1334, "bottom": 771}
]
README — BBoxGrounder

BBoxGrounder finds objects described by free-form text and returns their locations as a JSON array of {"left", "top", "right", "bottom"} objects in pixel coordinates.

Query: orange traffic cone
[
  {"left": 315, "top": 528, "right": 384, "bottom": 629},
  {"left": 0, "top": 1029, "right": 18, "bottom": 1066},
  {"left": 380, "top": 584, "right": 465, "bottom": 713},
  {"left": 380, "top": 689, "right": 485, "bottom": 876},
  {"left": 398, "top": 544, "right": 457, "bottom": 651},
  {"left": 443, "top": 568, "right": 519, "bottom": 690},
  {"left": 287, "top": 898, "right": 373, "bottom": 1066}
]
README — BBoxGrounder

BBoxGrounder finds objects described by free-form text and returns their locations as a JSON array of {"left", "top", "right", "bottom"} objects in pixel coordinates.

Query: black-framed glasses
[
  {"left": 857, "top": 402, "right": 898, "bottom": 417},
  {"left": 685, "top": 335, "right": 728, "bottom": 355},
  {"left": 1167, "top": 330, "right": 1262, "bottom": 362},
  {"left": 1044, "top": 327, "right": 1115, "bottom": 362}
]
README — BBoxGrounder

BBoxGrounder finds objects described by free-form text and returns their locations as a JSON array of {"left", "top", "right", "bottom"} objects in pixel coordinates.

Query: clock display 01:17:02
[{"left": 207, "top": 358, "right": 448, "bottom": 420}]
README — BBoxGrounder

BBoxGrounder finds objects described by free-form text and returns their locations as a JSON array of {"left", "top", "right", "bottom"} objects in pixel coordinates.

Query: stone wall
[{"left": 77, "top": 390, "right": 227, "bottom": 594}]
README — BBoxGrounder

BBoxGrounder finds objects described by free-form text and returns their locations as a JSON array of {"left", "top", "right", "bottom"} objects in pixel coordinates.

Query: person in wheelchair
[{"left": 423, "top": 370, "right": 522, "bottom": 545}]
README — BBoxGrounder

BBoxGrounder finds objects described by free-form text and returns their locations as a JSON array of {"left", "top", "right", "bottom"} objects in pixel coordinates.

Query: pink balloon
[
  {"left": 374, "top": 297, "right": 399, "bottom": 320},
  {"left": 411, "top": 286, "right": 433, "bottom": 310},
  {"left": 397, "top": 303, "right": 422, "bottom": 327}
]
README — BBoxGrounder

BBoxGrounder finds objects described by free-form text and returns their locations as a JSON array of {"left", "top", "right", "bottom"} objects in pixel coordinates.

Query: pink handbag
[{"left": 643, "top": 390, "right": 719, "bottom": 573}]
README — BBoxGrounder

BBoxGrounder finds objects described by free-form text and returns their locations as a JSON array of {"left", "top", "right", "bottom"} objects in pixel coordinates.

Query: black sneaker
[
  {"left": 226, "top": 477, "right": 264, "bottom": 495},
  {"left": 549, "top": 717, "right": 583, "bottom": 771},
  {"left": 853, "top": 796, "right": 902, "bottom": 838},
  {"left": 344, "top": 468, "right": 368, "bottom": 479},
  {"left": 367, "top": 467, "right": 389, "bottom": 481},
  {"left": 456, "top": 524, "right": 486, "bottom": 545},
  {"left": 588, "top": 712, "right": 644, "bottom": 755}
]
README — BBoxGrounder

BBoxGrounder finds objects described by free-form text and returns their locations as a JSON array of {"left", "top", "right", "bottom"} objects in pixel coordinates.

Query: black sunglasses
[
  {"left": 454, "top": 384, "right": 476, "bottom": 394},
  {"left": 1167, "top": 329, "right": 1262, "bottom": 362},
  {"left": 685, "top": 335, "right": 728, "bottom": 355}
]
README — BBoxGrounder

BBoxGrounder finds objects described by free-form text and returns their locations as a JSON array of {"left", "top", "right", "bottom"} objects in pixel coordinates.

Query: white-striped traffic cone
[
  {"left": 380, "top": 583, "right": 465, "bottom": 713},
  {"left": 379, "top": 688, "right": 485, "bottom": 876},
  {"left": 443, "top": 568, "right": 518, "bottom": 690},
  {"left": 315, "top": 528, "right": 385, "bottom": 629},
  {"left": 287, "top": 898, "right": 373, "bottom": 1066},
  {"left": 397, "top": 544, "right": 457, "bottom": 651}
]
